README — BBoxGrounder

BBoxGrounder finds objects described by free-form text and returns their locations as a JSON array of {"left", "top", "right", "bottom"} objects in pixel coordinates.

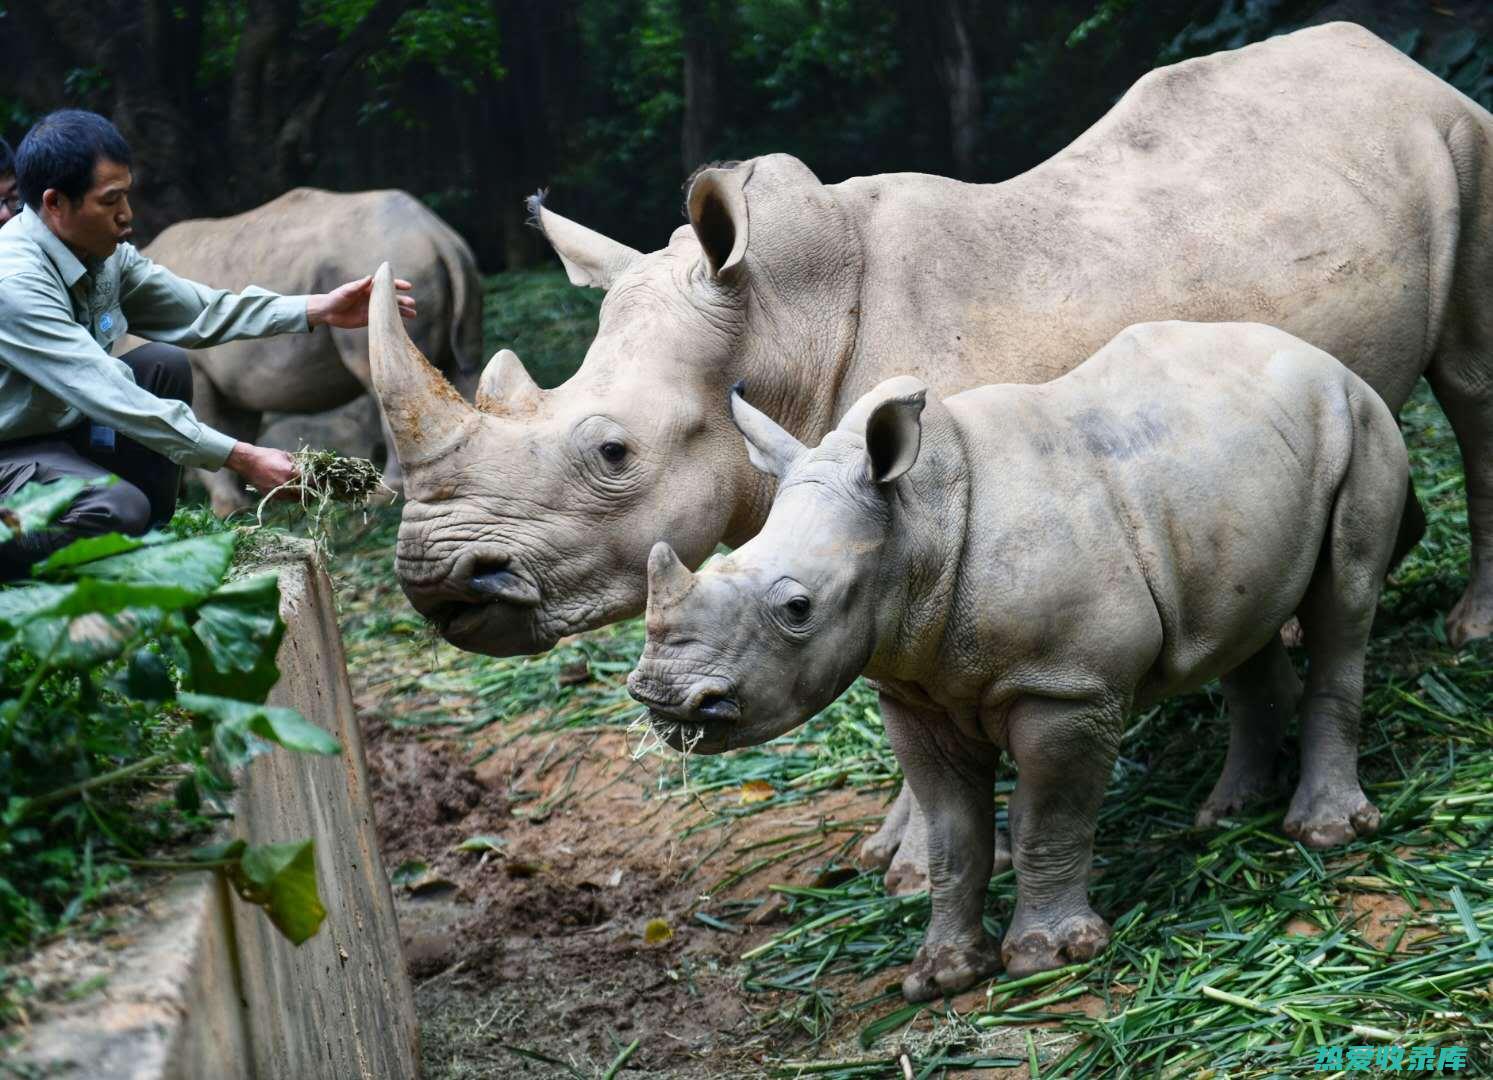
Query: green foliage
[
  {"left": 0, "top": 488, "right": 339, "bottom": 979},
  {"left": 482, "top": 270, "right": 604, "bottom": 389}
]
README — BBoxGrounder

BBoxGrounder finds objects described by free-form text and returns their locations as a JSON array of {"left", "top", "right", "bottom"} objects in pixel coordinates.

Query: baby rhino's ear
[{"left": 864, "top": 390, "right": 926, "bottom": 485}]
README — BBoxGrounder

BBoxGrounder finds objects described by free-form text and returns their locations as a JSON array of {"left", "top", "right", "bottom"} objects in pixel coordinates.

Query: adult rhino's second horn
[{"left": 368, "top": 261, "right": 478, "bottom": 467}]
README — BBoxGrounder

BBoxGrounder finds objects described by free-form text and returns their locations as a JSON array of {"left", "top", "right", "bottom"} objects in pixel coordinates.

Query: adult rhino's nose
[{"left": 453, "top": 550, "right": 541, "bottom": 608}]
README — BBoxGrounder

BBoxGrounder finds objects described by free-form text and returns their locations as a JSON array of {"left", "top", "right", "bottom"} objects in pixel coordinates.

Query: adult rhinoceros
[
  {"left": 140, "top": 187, "right": 482, "bottom": 514},
  {"left": 369, "top": 22, "right": 1493, "bottom": 892}
]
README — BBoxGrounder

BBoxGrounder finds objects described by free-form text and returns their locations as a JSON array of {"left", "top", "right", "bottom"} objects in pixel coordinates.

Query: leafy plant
[{"left": 0, "top": 480, "right": 340, "bottom": 970}]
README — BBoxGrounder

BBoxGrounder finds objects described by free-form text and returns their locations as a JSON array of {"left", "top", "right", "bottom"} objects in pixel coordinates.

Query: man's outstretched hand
[
  {"left": 306, "top": 275, "right": 416, "bottom": 329},
  {"left": 227, "top": 442, "right": 300, "bottom": 499}
]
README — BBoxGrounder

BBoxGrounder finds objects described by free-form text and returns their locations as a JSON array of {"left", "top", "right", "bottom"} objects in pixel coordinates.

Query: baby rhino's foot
[
  {"left": 902, "top": 935, "right": 1002, "bottom": 1002},
  {"left": 1283, "top": 784, "right": 1380, "bottom": 848},
  {"left": 1195, "top": 768, "right": 1279, "bottom": 829},
  {"left": 1001, "top": 909, "right": 1111, "bottom": 979}
]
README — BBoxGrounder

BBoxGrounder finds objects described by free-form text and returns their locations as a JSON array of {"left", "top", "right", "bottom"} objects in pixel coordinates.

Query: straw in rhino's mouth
[{"left": 629, "top": 711, "right": 710, "bottom": 757}]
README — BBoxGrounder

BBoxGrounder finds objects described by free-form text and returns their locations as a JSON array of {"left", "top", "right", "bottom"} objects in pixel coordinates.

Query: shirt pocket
[{"left": 95, "top": 306, "right": 128, "bottom": 350}]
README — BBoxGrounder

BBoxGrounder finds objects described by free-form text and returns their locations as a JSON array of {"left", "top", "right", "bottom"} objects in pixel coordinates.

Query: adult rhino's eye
[
  {"left": 783, "top": 595, "right": 812, "bottom": 624},
  {"left": 599, "top": 440, "right": 628, "bottom": 465}
]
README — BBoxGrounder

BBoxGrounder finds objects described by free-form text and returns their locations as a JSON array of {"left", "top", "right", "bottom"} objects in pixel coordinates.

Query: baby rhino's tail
[{"left": 1297, "top": 368, "right": 1409, "bottom": 650}]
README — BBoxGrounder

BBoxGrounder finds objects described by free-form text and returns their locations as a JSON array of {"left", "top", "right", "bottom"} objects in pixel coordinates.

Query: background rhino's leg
[
  {"left": 1195, "top": 637, "right": 1298, "bottom": 828},
  {"left": 1426, "top": 119, "right": 1493, "bottom": 649},
  {"left": 874, "top": 784, "right": 1014, "bottom": 897},
  {"left": 1002, "top": 695, "right": 1121, "bottom": 980},
  {"left": 1284, "top": 409, "right": 1406, "bottom": 848},
  {"left": 882, "top": 697, "right": 1001, "bottom": 1002},
  {"left": 1428, "top": 355, "right": 1493, "bottom": 649},
  {"left": 189, "top": 357, "right": 261, "bottom": 517}
]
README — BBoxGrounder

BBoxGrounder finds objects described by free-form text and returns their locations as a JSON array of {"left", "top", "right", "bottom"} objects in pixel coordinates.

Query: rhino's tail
[{"left": 439, "top": 227, "right": 484, "bottom": 381}]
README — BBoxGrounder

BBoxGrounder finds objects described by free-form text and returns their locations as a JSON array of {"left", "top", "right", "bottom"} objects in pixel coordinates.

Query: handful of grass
[
  {"left": 250, "top": 447, "right": 392, "bottom": 553},
  {"left": 288, "top": 448, "right": 387, "bottom": 505}
]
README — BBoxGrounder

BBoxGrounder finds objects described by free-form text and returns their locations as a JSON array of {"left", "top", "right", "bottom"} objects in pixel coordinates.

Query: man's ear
[
  {"left": 728, "top": 381, "right": 805, "bottom": 478},
  {"left": 864, "top": 391, "right": 926, "bottom": 485}
]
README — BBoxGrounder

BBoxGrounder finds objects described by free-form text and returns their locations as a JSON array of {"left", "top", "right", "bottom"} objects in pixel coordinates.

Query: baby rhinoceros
[{"left": 627, "top": 320, "right": 1409, "bottom": 1000}]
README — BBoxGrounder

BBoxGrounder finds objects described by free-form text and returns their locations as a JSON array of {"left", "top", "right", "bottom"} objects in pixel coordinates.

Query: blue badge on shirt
[{"left": 99, "top": 313, "right": 113, "bottom": 332}]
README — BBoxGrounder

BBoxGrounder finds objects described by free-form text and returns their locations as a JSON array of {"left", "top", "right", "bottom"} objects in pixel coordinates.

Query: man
[
  {"left": 0, "top": 137, "right": 19, "bottom": 226},
  {"left": 0, "top": 110, "right": 416, "bottom": 579}
]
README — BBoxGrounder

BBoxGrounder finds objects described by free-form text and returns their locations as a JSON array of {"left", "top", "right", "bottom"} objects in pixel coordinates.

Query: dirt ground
[{"left": 360, "top": 707, "right": 916, "bottom": 1078}]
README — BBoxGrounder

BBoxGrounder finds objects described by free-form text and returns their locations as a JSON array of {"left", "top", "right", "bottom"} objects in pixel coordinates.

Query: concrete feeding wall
[{"left": 10, "top": 544, "right": 419, "bottom": 1079}]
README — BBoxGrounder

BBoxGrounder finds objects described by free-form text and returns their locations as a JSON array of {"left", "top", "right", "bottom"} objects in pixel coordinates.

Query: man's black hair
[
  {"left": 16, "top": 110, "right": 132, "bottom": 211},
  {"left": 0, "top": 137, "right": 13, "bottom": 179}
]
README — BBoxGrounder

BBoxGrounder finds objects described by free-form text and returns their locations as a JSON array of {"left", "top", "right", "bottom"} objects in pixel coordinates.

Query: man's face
[
  {"left": 0, "top": 172, "right": 18, "bottom": 226},
  {"left": 45, "top": 158, "right": 132, "bottom": 261}
]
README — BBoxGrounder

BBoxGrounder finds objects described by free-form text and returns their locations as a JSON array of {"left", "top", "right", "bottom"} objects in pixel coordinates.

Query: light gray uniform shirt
[{"left": 0, "top": 208, "right": 310, "bottom": 469}]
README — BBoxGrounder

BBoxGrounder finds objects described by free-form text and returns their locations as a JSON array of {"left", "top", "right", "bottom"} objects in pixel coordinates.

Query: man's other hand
[
  {"left": 227, "top": 442, "right": 299, "bottom": 498},
  {"left": 306, "top": 275, "right": 416, "bottom": 329}
]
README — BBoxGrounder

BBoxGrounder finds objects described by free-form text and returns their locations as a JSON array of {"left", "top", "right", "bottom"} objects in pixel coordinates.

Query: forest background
[{"left": 3, "top": 0, "right": 1492, "bottom": 274}]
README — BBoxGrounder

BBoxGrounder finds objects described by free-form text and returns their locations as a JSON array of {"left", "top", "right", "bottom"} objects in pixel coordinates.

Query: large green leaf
[
  {"left": 31, "top": 531, "right": 172, "bottom": 577},
  {"left": 82, "top": 533, "right": 237, "bottom": 597},
  {"left": 0, "top": 478, "right": 90, "bottom": 543},
  {"left": 188, "top": 573, "right": 285, "bottom": 702},
  {"left": 178, "top": 692, "right": 341, "bottom": 758},
  {"left": 0, "top": 583, "right": 74, "bottom": 633},
  {"left": 226, "top": 840, "right": 327, "bottom": 945},
  {"left": 18, "top": 607, "right": 165, "bottom": 670}
]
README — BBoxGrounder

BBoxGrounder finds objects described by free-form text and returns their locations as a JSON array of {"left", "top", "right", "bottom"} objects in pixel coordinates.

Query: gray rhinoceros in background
[
  {"left": 627, "top": 321, "right": 1410, "bottom": 999},
  {"left": 367, "top": 22, "right": 1493, "bottom": 897},
  {"left": 139, "top": 187, "right": 482, "bottom": 515}
]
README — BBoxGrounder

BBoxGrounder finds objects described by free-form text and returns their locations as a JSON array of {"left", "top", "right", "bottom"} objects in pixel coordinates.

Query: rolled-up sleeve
[
  {"left": 116, "top": 244, "right": 310, "bottom": 346},
  {"left": 0, "top": 273, "right": 239, "bottom": 469}
]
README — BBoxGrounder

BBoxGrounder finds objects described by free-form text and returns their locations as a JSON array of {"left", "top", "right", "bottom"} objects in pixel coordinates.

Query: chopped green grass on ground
[{"left": 335, "top": 381, "right": 1492, "bottom": 1076}]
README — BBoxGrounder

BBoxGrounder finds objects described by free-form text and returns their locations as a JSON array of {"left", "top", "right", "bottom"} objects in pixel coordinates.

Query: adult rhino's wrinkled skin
[
  {"left": 138, "top": 188, "right": 482, "bottom": 515},
  {"left": 371, "top": 23, "right": 1493, "bottom": 892},
  {"left": 629, "top": 322, "right": 1410, "bottom": 999}
]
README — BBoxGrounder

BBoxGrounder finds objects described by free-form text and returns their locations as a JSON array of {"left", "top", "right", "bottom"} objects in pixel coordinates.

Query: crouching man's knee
[{"left": 82, "top": 479, "right": 153, "bottom": 537}]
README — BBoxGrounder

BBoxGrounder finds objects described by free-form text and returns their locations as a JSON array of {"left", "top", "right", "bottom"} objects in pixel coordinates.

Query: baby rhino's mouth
[{"left": 626, "top": 669, "right": 741, "bottom": 752}]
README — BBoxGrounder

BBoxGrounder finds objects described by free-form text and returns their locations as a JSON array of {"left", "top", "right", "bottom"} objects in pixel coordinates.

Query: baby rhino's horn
[{"left": 647, "top": 542, "right": 696, "bottom": 610}]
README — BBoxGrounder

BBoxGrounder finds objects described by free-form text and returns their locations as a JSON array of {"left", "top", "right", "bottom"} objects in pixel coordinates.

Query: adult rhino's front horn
[{"left": 368, "top": 261, "right": 480, "bottom": 468}]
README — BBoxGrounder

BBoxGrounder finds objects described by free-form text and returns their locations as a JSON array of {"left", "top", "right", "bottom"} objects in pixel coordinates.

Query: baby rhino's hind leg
[
  {"left": 1196, "top": 636, "right": 1298, "bottom": 828},
  {"left": 1284, "top": 399, "right": 1407, "bottom": 848}
]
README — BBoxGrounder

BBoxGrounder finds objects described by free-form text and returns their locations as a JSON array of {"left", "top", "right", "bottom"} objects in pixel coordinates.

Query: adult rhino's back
[{"left": 833, "top": 22, "right": 1483, "bottom": 415}]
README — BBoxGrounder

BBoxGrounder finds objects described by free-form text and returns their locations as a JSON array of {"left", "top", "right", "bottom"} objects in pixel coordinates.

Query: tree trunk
[
  {"left": 680, "top": 0, "right": 723, "bottom": 173},
  {"left": 932, "top": 0, "right": 981, "bottom": 177}
]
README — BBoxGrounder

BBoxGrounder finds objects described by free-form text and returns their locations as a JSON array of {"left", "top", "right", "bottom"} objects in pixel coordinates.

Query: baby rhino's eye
[
  {"left": 600, "top": 440, "right": 628, "bottom": 465},
  {"left": 783, "top": 595, "right": 812, "bottom": 623}
]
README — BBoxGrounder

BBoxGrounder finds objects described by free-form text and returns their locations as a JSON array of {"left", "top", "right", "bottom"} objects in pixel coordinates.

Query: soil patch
[{"left": 361, "top": 711, "right": 899, "bottom": 1077}]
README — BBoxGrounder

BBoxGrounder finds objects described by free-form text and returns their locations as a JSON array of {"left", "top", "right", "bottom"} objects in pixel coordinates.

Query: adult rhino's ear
[
  {"left": 728, "top": 381, "right": 804, "bottom": 478},
  {"left": 687, "top": 161, "right": 756, "bottom": 280},
  {"left": 864, "top": 390, "right": 926, "bottom": 485},
  {"left": 527, "top": 190, "right": 641, "bottom": 290}
]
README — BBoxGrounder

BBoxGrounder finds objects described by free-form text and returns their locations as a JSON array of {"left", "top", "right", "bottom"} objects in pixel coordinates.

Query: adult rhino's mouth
[{"left": 428, "top": 590, "right": 559, "bottom": 658}]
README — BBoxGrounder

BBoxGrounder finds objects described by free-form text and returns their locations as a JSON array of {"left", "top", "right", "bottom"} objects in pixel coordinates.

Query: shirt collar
[{"left": 16, "top": 206, "right": 89, "bottom": 288}]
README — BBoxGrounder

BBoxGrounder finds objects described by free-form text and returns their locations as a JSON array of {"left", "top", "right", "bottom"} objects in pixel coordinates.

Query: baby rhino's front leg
[
  {"left": 882, "top": 697, "right": 1002, "bottom": 1002},
  {"left": 1003, "top": 695, "right": 1123, "bottom": 977}
]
